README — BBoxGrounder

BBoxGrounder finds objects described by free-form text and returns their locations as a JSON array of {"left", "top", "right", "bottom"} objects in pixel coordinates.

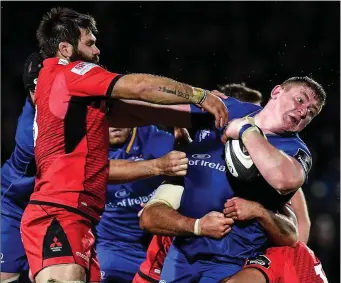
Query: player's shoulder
[
  {"left": 269, "top": 133, "right": 311, "bottom": 156},
  {"left": 224, "top": 97, "right": 262, "bottom": 120}
]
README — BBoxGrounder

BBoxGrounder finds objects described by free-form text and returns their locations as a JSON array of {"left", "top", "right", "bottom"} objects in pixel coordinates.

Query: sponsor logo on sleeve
[
  {"left": 294, "top": 148, "right": 312, "bottom": 175},
  {"left": 246, "top": 255, "right": 271, "bottom": 269},
  {"left": 71, "top": 62, "right": 98, "bottom": 75}
]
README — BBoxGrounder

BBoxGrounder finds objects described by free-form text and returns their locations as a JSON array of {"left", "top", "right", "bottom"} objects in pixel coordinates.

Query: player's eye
[
  {"left": 297, "top": 97, "right": 303, "bottom": 103},
  {"left": 308, "top": 109, "right": 315, "bottom": 117}
]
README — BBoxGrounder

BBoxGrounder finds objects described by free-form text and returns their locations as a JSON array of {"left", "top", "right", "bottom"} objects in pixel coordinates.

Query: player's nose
[
  {"left": 93, "top": 45, "right": 100, "bottom": 55},
  {"left": 298, "top": 106, "right": 307, "bottom": 119}
]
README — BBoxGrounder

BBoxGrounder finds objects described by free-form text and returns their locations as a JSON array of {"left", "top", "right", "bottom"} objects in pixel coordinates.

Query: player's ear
[
  {"left": 270, "top": 85, "right": 282, "bottom": 99},
  {"left": 58, "top": 41, "right": 73, "bottom": 60}
]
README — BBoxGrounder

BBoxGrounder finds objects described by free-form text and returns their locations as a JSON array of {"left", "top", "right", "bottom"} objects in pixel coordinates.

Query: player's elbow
[{"left": 272, "top": 173, "right": 304, "bottom": 195}]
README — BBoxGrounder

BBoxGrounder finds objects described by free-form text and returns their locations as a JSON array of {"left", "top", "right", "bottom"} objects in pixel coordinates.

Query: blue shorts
[
  {"left": 160, "top": 244, "right": 242, "bottom": 283},
  {"left": 96, "top": 241, "right": 147, "bottom": 283},
  {"left": 1, "top": 210, "right": 29, "bottom": 273}
]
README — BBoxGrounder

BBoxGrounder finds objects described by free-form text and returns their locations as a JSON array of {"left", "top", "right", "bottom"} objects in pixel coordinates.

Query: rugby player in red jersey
[{"left": 20, "top": 7, "right": 228, "bottom": 283}]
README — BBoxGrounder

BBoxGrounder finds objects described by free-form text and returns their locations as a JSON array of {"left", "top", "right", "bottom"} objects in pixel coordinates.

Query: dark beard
[{"left": 69, "top": 48, "right": 99, "bottom": 64}]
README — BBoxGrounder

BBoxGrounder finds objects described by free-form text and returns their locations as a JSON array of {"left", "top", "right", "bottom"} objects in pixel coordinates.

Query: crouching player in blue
[
  {"left": 95, "top": 126, "right": 188, "bottom": 283},
  {"left": 1, "top": 52, "right": 43, "bottom": 283},
  {"left": 138, "top": 77, "right": 326, "bottom": 282}
]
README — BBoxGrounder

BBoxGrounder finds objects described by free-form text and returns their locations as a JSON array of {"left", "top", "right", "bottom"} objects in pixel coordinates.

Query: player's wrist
[
  {"left": 194, "top": 218, "right": 201, "bottom": 235},
  {"left": 191, "top": 87, "right": 207, "bottom": 105},
  {"left": 151, "top": 159, "right": 163, "bottom": 176},
  {"left": 253, "top": 203, "right": 267, "bottom": 220}
]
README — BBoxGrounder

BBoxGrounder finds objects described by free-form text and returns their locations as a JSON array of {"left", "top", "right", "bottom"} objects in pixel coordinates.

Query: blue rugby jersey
[
  {"left": 95, "top": 126, "right": 174, "bottom": 245},
  {"left": 174, "top": 97, "right": 312, "bottom": 265},
  {"left": 1, "top": 97, "right": 35, "bottom": 217}
]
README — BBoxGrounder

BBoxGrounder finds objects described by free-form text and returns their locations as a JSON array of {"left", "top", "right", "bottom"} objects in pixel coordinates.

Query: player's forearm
[
  {"left": 243, "top": 131, "right": 305, "bottom": 193},
  {"left": 255, "top": 205, "right": 298, "bottom": 247},
  {"left": 112, "top": 74, "right": 206, "bottom": 105},
  {"left": 291, "top": 188, "right": 311, "bottom": 244},
  {"left": 108, "top": 159, "right": 161, "bottom": 184},
  {"left": 140, "top": 203, "right": 195, "bottom": 236}
]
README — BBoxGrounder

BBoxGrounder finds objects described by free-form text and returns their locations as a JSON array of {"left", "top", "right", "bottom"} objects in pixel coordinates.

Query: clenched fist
[
  {"left": 223, "top": 197, "right": 262, "bottom": 221},
  {"left": 156, "top": 150, "right": 188, "bottom": 176},
  {"left": 198, "top": 211, "right": 234, "bottom": 239}
]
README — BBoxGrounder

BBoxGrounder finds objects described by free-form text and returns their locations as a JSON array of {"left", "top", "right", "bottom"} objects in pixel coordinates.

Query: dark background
[{"left": 1, "top": 2, "right": 340, "bottom": 282}]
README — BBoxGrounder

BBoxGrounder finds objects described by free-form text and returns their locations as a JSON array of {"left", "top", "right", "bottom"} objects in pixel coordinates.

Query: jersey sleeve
[
  {"left": 140, "top": 126, "right": 175, "bottom": 159},
  {"left": 189, "top": 97, "right": 261, "bottom": 130},
  {"left": 65, "top": 61, "right": 121, "bottom": 98},
  {"left": 11, "top": 97, "right": 35, "bottom": 173}
]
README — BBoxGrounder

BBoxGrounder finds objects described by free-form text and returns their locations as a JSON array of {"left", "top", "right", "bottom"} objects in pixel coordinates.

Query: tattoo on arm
[{"left": 158, "top": 86, "right": 191, "bottom": 100}]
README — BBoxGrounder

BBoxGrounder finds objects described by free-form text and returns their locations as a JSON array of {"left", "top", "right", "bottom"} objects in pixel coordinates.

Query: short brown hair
[
  {"left": 219, "top": 83, "right": 263, "bottom": 104},
  {"left": 281, "top": 76, "right": 326, "bottom": 107},
  {"left": 37, "top": 7, "right": 98, "bottom": 58}
]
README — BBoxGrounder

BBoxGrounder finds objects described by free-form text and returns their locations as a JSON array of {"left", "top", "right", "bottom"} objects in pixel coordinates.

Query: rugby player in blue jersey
[
  {"left": 137, "top": 77, "right": 325, "bottom": 282},
  {"left": 1, "top": 52, "right": 42, "bottom": 283},
  {"left": 96, "top": 126, "right": 185, "bottom": 283}
]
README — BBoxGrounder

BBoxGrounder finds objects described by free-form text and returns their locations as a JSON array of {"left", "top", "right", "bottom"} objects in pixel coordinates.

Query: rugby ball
[{"left": 224, "top": 139, "right": 260, "bottom": 182}]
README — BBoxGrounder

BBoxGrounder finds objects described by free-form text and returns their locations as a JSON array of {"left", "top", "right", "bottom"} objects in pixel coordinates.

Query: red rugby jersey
[{"left": 30, "top": 58, "right": 119, "bottom": 222}]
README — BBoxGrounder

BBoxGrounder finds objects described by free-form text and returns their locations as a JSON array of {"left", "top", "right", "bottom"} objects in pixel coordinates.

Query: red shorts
[
  {"left": 243, "top": 242, "right": 327, "bottom": 283},
  {"left": 20, "top": 204, "right": 100, "bottom": 281}
]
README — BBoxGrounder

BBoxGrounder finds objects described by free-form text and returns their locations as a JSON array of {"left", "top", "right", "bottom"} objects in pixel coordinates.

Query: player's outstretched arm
[
  {"left": 222, "top": 118, "right": 306, "bottom": 194},
  {"left": 110, "top": 74, "right": 228, "bottom": 128},
  {"left": 139, "top": 183, "right": 234, "bottom": 239},
  {"left": 290, "top": 188, "right": 311, "bottom": 244},
  {"left": 224, "top": 197, "right": 298, "bottom": 247},
  {"left": 108, "top": 151, "right": 188, "bottom": 184}
]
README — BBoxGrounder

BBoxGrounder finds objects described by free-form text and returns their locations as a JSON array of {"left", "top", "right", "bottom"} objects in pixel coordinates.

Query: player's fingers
[
  {"left": 215, "top": 112, "right": 220, "bottom": 129},
  {"left": 219, "top": 104, "right": 228, "bottom": 128},
  {"left": 221, "top": 132, "right": 228, "bottom": 144},
  {"left": 222, "top": 217, "right": 234, "bottom": 225},
  {"left": 171, "top": 151, "right": 186, "bottom": 159},
  {"left": 223, "top": 226, "right": 232, "bottom": 235},
  {"left": 224, "top": 212, "right": 237, "bottom": 219},
  {"left": 210, "top": 211, "right": 225, "bottom": 218},
  {"left": 224, "top": 200, "right": 235, "bottom": 208},
  {"left": 223, "top": 206, "right": 236, "bottom": 214},
  {"left": 174, "top": 170, "right": 187, "bottom": 176},
  {"left": 172, "top": 164, "right": 188, "bottom": 172},
  {"left": 178, "top": 158, "right": 189, "bottom": 165},
  {"left": 211, "top": 90, "right": 228, "bottom": 99}
]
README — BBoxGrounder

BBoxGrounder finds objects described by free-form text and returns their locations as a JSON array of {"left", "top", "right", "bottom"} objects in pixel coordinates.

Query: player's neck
[{"left": 254, "top": 110, "right": 284, "bottom": 135}]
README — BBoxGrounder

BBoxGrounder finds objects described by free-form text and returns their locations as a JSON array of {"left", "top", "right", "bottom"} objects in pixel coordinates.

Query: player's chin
[{"left": 93, "top": 55, "right": 99, "bottom": 63}]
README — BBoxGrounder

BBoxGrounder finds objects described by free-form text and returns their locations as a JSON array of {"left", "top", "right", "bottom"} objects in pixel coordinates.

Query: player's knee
[
  {"left": 35, "top": 264, "right": 87, "bottom": 283},
  {"left": 0, "top": 273, "right": 20, "bottom": 283}
]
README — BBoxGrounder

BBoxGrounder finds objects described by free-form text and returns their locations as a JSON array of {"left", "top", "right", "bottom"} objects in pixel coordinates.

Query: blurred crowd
[{"left": 1, "top": 2, "right": 340, "bottom": 282}]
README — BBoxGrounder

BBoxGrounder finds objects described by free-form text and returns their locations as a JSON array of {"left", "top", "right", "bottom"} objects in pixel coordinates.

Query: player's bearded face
[
  {"left": 109, "top": 128, "right": 132, "bottom": 146},
  {"left": 70, "top": 29, "right": 100, "bottom": 63},
  {"left": 274, "top": 85, "right": 321, "bottom": 133}
]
